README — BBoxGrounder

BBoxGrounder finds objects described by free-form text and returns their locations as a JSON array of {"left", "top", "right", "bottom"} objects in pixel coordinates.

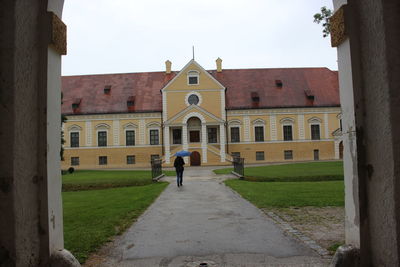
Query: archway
[
  {"left": 190, "top": 151, "right": 201, "bottom": 166},
  {"left": 2, "top": 1, "right": 399, "bottom": 266}
]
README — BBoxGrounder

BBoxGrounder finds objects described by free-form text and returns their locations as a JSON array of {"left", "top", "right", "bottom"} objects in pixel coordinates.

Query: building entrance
[{"left": 190, "top": 151, "right": 201, "bottom": 166}]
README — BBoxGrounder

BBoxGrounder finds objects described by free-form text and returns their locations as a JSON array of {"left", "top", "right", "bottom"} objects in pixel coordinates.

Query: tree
[
  {"left": 61, "top": 92, "right": 67, "bottom": 160},
  {"left": 313, "top": 6, "right": 333, "bottom": 38}
]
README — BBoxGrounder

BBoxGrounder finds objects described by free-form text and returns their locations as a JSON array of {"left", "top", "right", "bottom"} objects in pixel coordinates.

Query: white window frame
[
  {"left": 310, "top": 123, "right": 322, "bottom": 140},
  {"left": 252, "top": 118, "right": 266, "bottom": 142},
  {"left": 69, "top": 131, "right": 80, "bottom": 148},
  {"left": 280, "top": 117, "right": 295, "bottom": 141},
  {"left": 95, "top": 123, "right": 110, "bottom": 147},
  {"left": 228, "top": 119, "right": 242, "bottom": 143},
  {"left": 148, "top": 128, "right": 160, "bottom": 145},
  {"left": 185, "top": 91, "right": 203, "bottom": 106},
  {"left": 187, "top": 70, "right": 200, "bottom": 85},
  {"left": 207, "top": 126, "right": 219, "bottom": 144},
  {"left": 308, "top": 117, "right": 322, "bottom": 140}
]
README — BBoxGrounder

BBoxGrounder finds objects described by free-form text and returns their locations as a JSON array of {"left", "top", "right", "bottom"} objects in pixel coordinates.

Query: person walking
[{"left": 174, "top": 156, "right": 185, "bottom": 187}]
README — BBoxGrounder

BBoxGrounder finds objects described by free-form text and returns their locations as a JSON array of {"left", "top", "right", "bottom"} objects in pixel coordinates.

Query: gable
[
  {"left": 165, "top": 104, "right": 224, "bottom": 125},
  {"left": 162, "top": 60, "right": 225, "bottom": 91}
]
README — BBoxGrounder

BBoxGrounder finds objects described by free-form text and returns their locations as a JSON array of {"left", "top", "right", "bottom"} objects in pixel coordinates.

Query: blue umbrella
[{"left": 175, "top": 150, "right": 191, "bottom": 157}]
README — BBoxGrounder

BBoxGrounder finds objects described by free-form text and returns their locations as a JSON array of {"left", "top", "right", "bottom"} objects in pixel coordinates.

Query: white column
[
  {"left": 334, "top": 139, "right": 340, "bottom": 159},
  {"left": 85, "top": 121, "right": 92, "bottom": 146},
  {"left": 270, "top": 114, "right": 277, "bottom": 141},
  {"left": 139, "top": 119, "right": 145, "bottom": 145},
  {"left": 298, "top": 114, "right": 305, "bottom": 140},
  {"left": 219, "top": 124, "right": 226, "bottom": 162},
  {"left": 113, "top": 119, "right": 120, "bottom": 146},
  {"left": 244, "top": 116, "right": 250, "bottom": 142},
  {"left": 164, "top": 126, "right": 171, "bottom": 164},
  {"left": 162, "top": 91, "right": 168, "bottom": 122},
  {"left": 201, "top": 123, "right": 207, "bottom": 163},
  {"left": 324, "top": 113, "right": 329, "bottom": 139},
  {"left": 182, "top": 125, "right": 188, "bottom": 164}
]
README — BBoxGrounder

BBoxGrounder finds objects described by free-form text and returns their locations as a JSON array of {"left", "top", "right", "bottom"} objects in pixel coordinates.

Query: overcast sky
[{"left": 62, "top": 0, "right": 336, "bottom": 76}]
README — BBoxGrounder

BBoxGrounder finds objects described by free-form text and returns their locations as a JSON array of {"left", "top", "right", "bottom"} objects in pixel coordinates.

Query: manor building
[{"left": 61, "top": 59, "right": 342, "bottom": 169}]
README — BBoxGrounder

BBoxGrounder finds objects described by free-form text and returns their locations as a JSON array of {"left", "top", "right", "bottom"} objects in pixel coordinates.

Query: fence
[
  {"left": 151, "top": 158, "right": 163, "bottom": 181},
  {"left": 232, "top": 157, "right": 245, "bottom": 179}
]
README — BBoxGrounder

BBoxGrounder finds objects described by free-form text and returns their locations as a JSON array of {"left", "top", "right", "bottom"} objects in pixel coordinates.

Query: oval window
[{"left": 188, "top": 94, "right": 200, "bottom": 105}]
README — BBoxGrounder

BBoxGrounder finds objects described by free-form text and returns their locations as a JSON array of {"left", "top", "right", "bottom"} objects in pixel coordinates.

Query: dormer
[
  {"left": 187, "top": 70, "right": 199, "bottom": 85},
  {"left": 71, "top": 98, "right": 81, "bottom": 113},
  {"left": 104, "top": 85, "right": 111, "bottom": 95},
  {"left": 127, "top": 96, "right": 135, "bottom": 112},
  {"left": 251, "top": 92, "right": 260, "bottom": 107},
  {"left": 305, "top": 89, "right": 315, "bottom": 100}
]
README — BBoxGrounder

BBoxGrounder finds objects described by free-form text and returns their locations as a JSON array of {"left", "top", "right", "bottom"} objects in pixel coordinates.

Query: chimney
[
  {"left": 165, "top": 60, "right": 172, "bottom": 74},
  {"left": 216, "top": 57, "right": 222, "bottom": 72}
]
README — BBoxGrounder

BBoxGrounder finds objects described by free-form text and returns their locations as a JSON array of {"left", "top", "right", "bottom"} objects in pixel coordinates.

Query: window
[
  {"left": 314, "top": 149, "right": 319, "bottom": 160},
  {"left": 71, "top": 157, "right": 79, "bottom": 166},
  {"left": 284, "top": 150, "right": 293, "bottom": 160},
  {"left": 207, "top": 127, "right": 217, "bottom": 143},
  {"left": 256, "top": 151, "right": 265, "bottom": 161},
  {"left": 255, "top": 126, "right": 264, "bottom": 142},
  {"left": 231, "top": 152, "right": 241, "bottom": 159},
  {"left": 311, "top": 125, "right": 321, "bottom": 140},
  {"left": 99, "top": 156, "right": 107, "bottom": 165},
  {"left": 230, "top": 127, "right": 240, "bottom": 143},
  {"left": 127, "top": 155, "right": 135, "bottom": 164},
  {"left": 283, "top": 125, "right": 293, "bottom": 141},
  {"left": 189, "top": 131, "right": 200, "bottom": 143},
  {"left": 188, "top": 94, "right": 200, "bottom": 105},
  {"left": 188, "top": 71, "right": 199, "bottom": 85},
  {"left": 98, "top": 131, "right": 107, "bottom": 146},
  {"left": 151, "top": 154, "right": 159, "bottom": 162},
  {"left": 70, "top": 132, "right": 79, "bottom": 147},
  {"left": 126, "top": 130, "right": 135, "bottom": 146},
  {"left": 172, "top": 129, "right": 182, "bottom": 144},
  {"left": 150, "top": 129, "right": 159, "bottom": 145}
]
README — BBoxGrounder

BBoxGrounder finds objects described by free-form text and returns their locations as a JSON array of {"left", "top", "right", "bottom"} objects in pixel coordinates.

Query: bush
[
  {"left": 68, "top": 167, "right": 75, "bottom": 174},
  {"left": 61, "top": 170, "right": 68, "bottom": 175}
]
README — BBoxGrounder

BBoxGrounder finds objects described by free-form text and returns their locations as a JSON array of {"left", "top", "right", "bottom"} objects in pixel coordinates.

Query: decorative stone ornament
[
  {"left": 330, "top": 5, "right": 347, "bottom": 47},
  {"left": 48, "top": 12, "right": 67, "bottom": 55}
]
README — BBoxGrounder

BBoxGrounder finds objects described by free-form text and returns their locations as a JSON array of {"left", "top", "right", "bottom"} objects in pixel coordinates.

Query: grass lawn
[
  {"left": 214, "top": 161, "right": 343, "bottom": 182},
  {"left": 225, "top": 179, "right": 344, "bottom": 207},
  {"left": 63, "top": 182, "right": 168, "bottom": 263},
  {"left": 62, "top": 170, "right": 175, "bottom": 191}
]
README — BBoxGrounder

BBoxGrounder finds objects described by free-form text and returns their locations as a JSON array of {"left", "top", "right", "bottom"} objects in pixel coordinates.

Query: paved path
[{"left": 97, "top": 167, "right": 328, "bottom": 267}]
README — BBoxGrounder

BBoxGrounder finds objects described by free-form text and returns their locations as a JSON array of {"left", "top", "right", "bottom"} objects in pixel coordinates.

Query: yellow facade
[{"left": 62, "top": 60, "right": 342, "bottom": 169}]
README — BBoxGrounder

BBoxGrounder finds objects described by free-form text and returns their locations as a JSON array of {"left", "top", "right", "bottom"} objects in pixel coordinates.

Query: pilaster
[
  {"left": 270, "top": 115, "right": 277, "bottom": 141},
  {"left": 113, "top": 119, "right": 120, "bottom": 146},
  {"left": 164, "top": 126, "right": 170, "bottom": 164},
  {"left": 219, "top": 124, "right": 226, "bottom": 162},
  {"left": 298, "top": 114, "right": 305, "bottom": 140},
  {"left": 201, "top": 123, "right": 207, "bottom": 163},
  {"left": 85, "top": 121, "right": 92, "bottom": 146}
]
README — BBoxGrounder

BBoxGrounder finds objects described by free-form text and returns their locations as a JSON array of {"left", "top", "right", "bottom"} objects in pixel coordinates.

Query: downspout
[
  {"left": 160, "top": 89, "right": 164, "bottom": 159},
  {"left": 225, "top": 87, "right": 229, "bottom": 155}
]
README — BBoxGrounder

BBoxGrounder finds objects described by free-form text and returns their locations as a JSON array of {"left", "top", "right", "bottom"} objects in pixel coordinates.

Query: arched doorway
[
  {"left": 190, "top": 151, "right": 201, "bottom": 166},
  {"left": 339, "top": 141, "right": 343, "bottom": 159}
]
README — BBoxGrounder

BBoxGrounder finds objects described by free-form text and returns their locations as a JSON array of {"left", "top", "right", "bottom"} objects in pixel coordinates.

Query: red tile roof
[
  {"left": 61, "top": 68, "right": 339, "bottom": 115},
  {"left": 210, "top": 68, "right": 339, "bottom": 109},
  {"left": 62, "top": 72, "right": 175, "bottom": 115}
]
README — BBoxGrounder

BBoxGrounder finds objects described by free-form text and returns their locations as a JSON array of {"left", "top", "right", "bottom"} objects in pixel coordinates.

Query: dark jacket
[{"left": 174, "top": 156, "right": 185, "bottom": 171}]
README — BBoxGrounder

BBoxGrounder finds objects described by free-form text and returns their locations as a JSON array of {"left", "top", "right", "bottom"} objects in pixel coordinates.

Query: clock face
[{"left": 188, "top": 94, "right": 200, "bottom": 105}]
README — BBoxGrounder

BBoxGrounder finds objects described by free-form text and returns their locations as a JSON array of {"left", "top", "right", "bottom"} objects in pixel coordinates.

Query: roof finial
[{"left": 192, "top": 46, "right": 195, "bottom": 60}]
